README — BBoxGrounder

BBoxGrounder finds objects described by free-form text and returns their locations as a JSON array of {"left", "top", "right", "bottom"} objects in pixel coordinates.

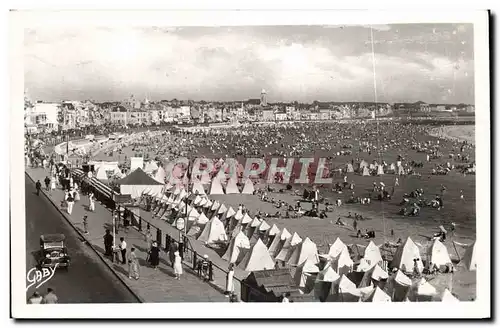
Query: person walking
[
  {"left": 66, "top": 192, "right": 75, "bottom": 215},
  {"left": 42, "top": 288, "right": 58, "bottom": 304},
  {"left": 119, "top": 237, "right": 127, "bottom": 264},
  {"left": 82, "top": 215, "right": 89, "bottom": 234},
  {"left": 225, "top": 264, "right": 235, "bottom": 296},
  {"left": 50, "top": 176, "right": 56, "bottom": 191},
  {"left": 128, "top": 247, "right": 140, "bottom": 280},
  {"left": 35, "top": 180, "right": 42, "bottom": 196},
  {"left": 148, "top": 241, "right": 160, "bottom": 270},
  {"left": 28, "top": 291, "right": 43, "bottom": 304},
  {"left": 169, "top": 242, "right": 178, "bottom": 268},
  {"left": 44, "top": 176, "right": 51, "bottom": 191},
  {"left": 144, "top": 229, "right": 153, "bottom": 249},
  {"left": 173, "top": 251, "right": 183, "bottom": 280},
  {"left": 88, "top": 192, "right": 95, "bottom": 212},
  {"left": 103, "top": 229, "right": 113, "bottom": 256}
]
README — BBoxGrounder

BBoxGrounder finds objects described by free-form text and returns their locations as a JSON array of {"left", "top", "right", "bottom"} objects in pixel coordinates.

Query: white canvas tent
[
  {"left": 241, "top": 178, "right": 255, "bottom": 194},
  {"left": 459, "top": 241, "right": 477, "bottom": 271},
  {"left": 153, "top": 166, "right": 166, "bottom": 184},
  {"left": 427, "top": 239, "right": 452, "bottom": 268},
  {"left": 287, "top": 237, "right": 320, "bottom": 266},
  {"left": 363, "top": 241, "right": 383, "bottom": 267},
  {"left": 237, "top": 239, "right": 275, "bottom": 272},
  {"left": 384, "top": 269, "right": 412, "bottom": 302},
  {"left": 192, "top": 181, "right": 206, "bottom": 195},
  {"left": 197, "top": 216, "right": 228, "bottom": 244},
  {"left": 330, "top": 275, "right": 361, "bottom": 302},
  {"left": 362, "top": 286, "right": 391, "bottom": 302},
  {"left": 390, "top": 237, "right": 423, "bottom": 274},
  {"left": 225, "top": 178, "right": 240, "bottom": 194},
  {"left": 293, "top": 259, "right": 319, "bottom": 291},
  {"left": 358, "top": 264, "right": 389, "bottom": 288},
  {"left": 144, "top": 160, "right": 159, "bottom": 174},
  {"left": 209, "top": 177, "right": 225, "bottom": 195},
  {"left": 117, "top": 168, "right": 164, "bottom": 199},
  {"left": 441, "top": 289, "right": 460, "bottom": 302},
  {"left": 332, "top": 248, "right": 354, "bottom": 276},
  {"left": 409, "top": 278, "right": 437, "bottom": 302},
  {"left": 328, "top": 238, "right": 349, "bottom": 260},
  {"left": 268, "top": 228, "right": 291, "bottom": 257},
  {"left": 222, "top": 231, "right": 251, "bottom": 264},
  {"left": 275, "top": 232, "right": 302, "bottom": 262}
]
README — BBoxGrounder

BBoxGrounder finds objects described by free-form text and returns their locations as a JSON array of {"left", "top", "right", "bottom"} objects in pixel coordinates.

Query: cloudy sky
[{"left": 24, "top": 24, "right": 474, "bottom": 104}]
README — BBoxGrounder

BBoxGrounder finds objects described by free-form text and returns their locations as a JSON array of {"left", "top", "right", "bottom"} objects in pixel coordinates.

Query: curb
[{"left": 25, "top": 171, "right": 145, "bottom": 303}]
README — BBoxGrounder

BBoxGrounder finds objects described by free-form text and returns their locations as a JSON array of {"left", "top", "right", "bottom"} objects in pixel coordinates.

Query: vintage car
[{"left": 39, "top": 234, "right": 70, "bottom": 269}]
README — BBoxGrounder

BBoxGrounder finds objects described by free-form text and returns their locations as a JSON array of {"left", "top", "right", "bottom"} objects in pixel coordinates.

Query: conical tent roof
[
  {"left": 193, "top": 195, "right": 203, "bottom": 205},
  {"left": 267, "top": 224, "right": 280, "bottom": 236},
  {"left": 363, "top": 286, "right": 391, "bottom": 302},
  {"left": 209, "top": 177, "right": 225, "bottom": 195},
  {"left": 241, "top": 178, "right": 255, "bottom": 194},
  {"left": 257, "top": 220, "right": 270, "bottom": 232},
  {"left": 287, "top": 237, "right": 320, "bottom": 266},
  {"left": 359, "top": 264, "right": 388, "bottom": 288},
  {"left": 363, "top": 241, "right": 383, "bottom": 266},
  {"left": 459, "top": 241, "right": 477, "bottom": 271},
  {"left": 225, "top": 206, "right": 236, "bottom": 218},
  {"left": 328, "top": 238, "right": 349, "bottom": 259},
  {"left": 427, "top": 239, "right": 452, "bottom": 267},
  {"left": 391, "top": 237, "right": 423, "bottom": 273},
  {"left": 192, "top": 182, "right": 206, "bottom": 195},
  {"left": 334, "top": 275, "right": 359, "bottom": 295},
  {"left": 268, "top": 228, "right": 291, "bottom": 257},
  {"left": 95, "top": 166, "right": 109, "bottom": 180},
  {"left": 275, "top": 232, "right": 302, "bottom": 262},
  {"left": 196, "top": 212, "right": 209, "bottom": 225},
  {"left": 294, "top": 259, "right": 319, "bottom": 288},
  {"left": 249, "top": 216, "right": 261, "bottom": 228},
  {"left": 316, "top": 263, "right": 340, "bottom": 283},
  {"left": 217, "top": 203, "right": 227, "bottom": 214},
  {"left": 198, "top": 216, "right": 228, "bottom": 244},
  {"left": 393, "top": 270, "right": 412, "bottom": 287},
  {"left": 333, "top": 248, "right": 354, "bottom": 275},
  {"left": 118, "top": 167, "right": 164, "bottom": 185},
  {"left": 211, "top": 200, "right": 220, "bottom": 211},
  {"left": 222, "top": 231, "right": 251, "bottom": 263},
  {"left": 441, "top": 289, "right": 460, "bottom": 302},
  {"left": 415, "top": 278, "right": 437, "bottom": 296},
  {"left": 238, "top": 239, "right": 275, "bottom": 272},
  {"left": 225, "top": 177, "right": 240, "bottom": 194},
  {"left": 241, "top": 213, "right": 253, "bottom": 225},
  {"left": 234, "top": 209, "right": 244, "bottom": 221},
  {"left": 154, "top": 166, "right": 166, "bottom": 183}
]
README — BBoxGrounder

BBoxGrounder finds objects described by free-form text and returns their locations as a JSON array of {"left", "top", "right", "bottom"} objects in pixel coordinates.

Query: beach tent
[
  {"left": 330, "top": 275, "right": 361, "bottom": 302},
  {"left": 316, "top": 262, "right": 340, "bottom": 283},
  {"left": 275, "top": 232, "right": 302, "bottom": 262},
  {"left": 209, "top": 177, "right": 225, "bottom": 195},
  {"left": 409, "top": 278, "right": 437, "bottom": 302},
  {"left": 192, "top": 182, "right": 206, "bottom": 196},
  {"left": 95, "top": 166, "right": 109, "bottom": 180},
  {"left": 229, "top": 209, "right": 244, "bottom": 231},
  {"left": 397, "top": 165, "right": 405, "bottom": 175},
  {"left": 427, "top": 239, "right": 453, "bottom": 269},
  {"left": 245, "top": 216, "right": 262, "bottom": 238},
  {"left": 377, "top": 165, "right": 385, "bottom": 175},
  {"left": 237, "top": 239, "right": 275, "bottom": 272},
  {"left": 241, "top": 213, "right": 253, "bottom": 227},
  {"left": 390, "top": 237, "right": 424, "bottom": 274},
  {"left": 384, "top": 270, "right": 412, "bottom": 302},
  {"left": 265, "top": 224, "right": 281, "bottom": 247},
  {"left": 225, "top": 177, "right": 240, "bottom": 194},
  {"left": 210, "top": 200, "right": 220, "bottom": 212},
  {"left": 359, "top": 160, "right": 369, "bottom": 170},
  {"left": 293, "top": 259, "right": 319, "bottom": 291},
  {"left": 197, "top": 215, "right": 228, "bottom": 244},
  {"left": 221, "top": 206, "right": 236, "bottom": 225},
  {"left": 358, "top": 264, "right": 389, "bottom": 289},
  {"left": 328, "top": 238, "right": 349, "bottom": 260},
  {"left": 251, "top": 220, "right": 271, "bottom": 243},
  {"left": 153, "top": 166, "right": 166, "bottom": 184},
  {"left": 241, "top": 178, "right": 255, "bottom": 194},
  {"left": 287, "top": 237, "right": 320, "bottom": 267},
  {"left": 222, "top": 231, "right": 251, "bottom": 264},
  {"left": 117, "top": 168, "right": 164, "bottom": 199},
  {"left": 363, "top": 241, "right": 384, "bottom": 267},
  {"left": 346, "top": 163, "right": 354, "bottom": 173},
  {"left": 217, "top": 203, "right": 228, "bottom": 215},
  {"left": 441, "top": 289, "right": 460, "bottom": 302},
  {"left": 459, "top": 241, "right": 477, "bottom": 271},
  {"left": 362, "top": 286, "right": 391, "bottom": 302},
  {"left": 193, "top": 195, "right": 203, "bottom": 206},
  {"left": 268, "top": 228, "right": 291, "bottom": 257},
  {"left": 187, "top": 212, "right": 209, "bottom": 237},
  {"left": 331, "top": 248, "right": 354, "bottom": 276},
  {"left": 362, "top": 167, "right": 370, "bottom": 176}
]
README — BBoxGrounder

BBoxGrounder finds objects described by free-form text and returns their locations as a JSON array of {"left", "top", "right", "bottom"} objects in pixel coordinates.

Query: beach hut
[
  {"left": 390, "top": 237, "right": 424, "bottom": 274},
  {"left": 237, "top": 239, "right": 275, "bottom": 272},
  {"left": 222, "top": 231, "right": 251, "bottom": 264}
]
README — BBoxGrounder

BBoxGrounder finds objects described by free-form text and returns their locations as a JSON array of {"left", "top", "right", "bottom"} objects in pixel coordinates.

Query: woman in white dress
[
  {"left": 173, "top": 251, "right": 183, "bottom": 280},
  {"left": 50, "top": 177, "right": 56, "bottom": 191},
  {"left": 88, "top": 192, "right": 95, "bottom": 212}
]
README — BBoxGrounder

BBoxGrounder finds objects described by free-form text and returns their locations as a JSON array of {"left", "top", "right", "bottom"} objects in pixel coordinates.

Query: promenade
[{"left": 26, "top": 167, "right": 227, "bottom": 303}]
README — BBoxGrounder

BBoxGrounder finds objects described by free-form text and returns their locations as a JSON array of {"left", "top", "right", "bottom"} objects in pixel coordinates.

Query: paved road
[{"left": 25, "top": 175, "right": 138, "bottom": 303}]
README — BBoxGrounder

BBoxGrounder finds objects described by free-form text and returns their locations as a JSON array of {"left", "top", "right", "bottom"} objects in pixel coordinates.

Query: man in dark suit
[{"left": 35, "top": 180, "right": 42, "bottom": 196}]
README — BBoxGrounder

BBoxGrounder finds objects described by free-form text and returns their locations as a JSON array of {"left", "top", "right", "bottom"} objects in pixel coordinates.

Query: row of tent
[{"left": 346, "top": 161, "right": 405, "bottom": 176}]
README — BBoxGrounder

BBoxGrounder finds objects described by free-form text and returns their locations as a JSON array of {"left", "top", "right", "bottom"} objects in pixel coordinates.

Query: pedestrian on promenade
[
  {"left": 173, "top": 251, "right": 183, "bottom": 280},
  {"left": 103, "top": 229, "right": 113, "bottom": 256},
  {"left": 145, "top": 229, "right": 153, "bottom": 249},
  {"left": 148, "top": 241, "right": 160, "bottom": 270},
  {"left": 83, "top": 215, "right": 89, "bottom": 234},
  {"left": 119, "top": 237, "right": 127, "bottom": 264},
  {"left": 42, "top": 288, "right": 58, "bottom": 304},
  {"left": 28, "top": 291, "right": 43, "bottom": 304},
  {"left": 128, "top": 247, "right": 140, "bottom": 280},
  {"left": 88, "top": 192, "right": 95, "bottom": 212},
  {"left": 50, "top": 176, "right": 56, "bottom": 191},
  {"left": 169, "top": 242, "right": 178, "bottom": 268},
  {"left": 66, "top": 192, "right": 75, "bottom": 215},
  {"left": 225, "top": 264, "right": 235, "bottom": 296},
  {"left": 44, "top": 176, "right": 51, "bottom": 191},
  {"left": 35, "top": 180, "right": 42, "bottom": 196}
]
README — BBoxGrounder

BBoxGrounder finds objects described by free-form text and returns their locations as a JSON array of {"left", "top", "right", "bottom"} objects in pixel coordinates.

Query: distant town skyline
[{"left": 24, "top": 24, "right": 474, "bottom": 104}]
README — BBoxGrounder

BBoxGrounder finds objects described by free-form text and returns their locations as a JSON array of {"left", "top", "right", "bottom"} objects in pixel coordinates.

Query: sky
[{"left": 24, "top": 24, "right": 474, "bottom": 104}]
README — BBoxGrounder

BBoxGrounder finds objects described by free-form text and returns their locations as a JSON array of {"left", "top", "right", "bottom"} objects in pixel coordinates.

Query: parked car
[{"left": 39, "top": 234, "right": 70, "bottom": 270}]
